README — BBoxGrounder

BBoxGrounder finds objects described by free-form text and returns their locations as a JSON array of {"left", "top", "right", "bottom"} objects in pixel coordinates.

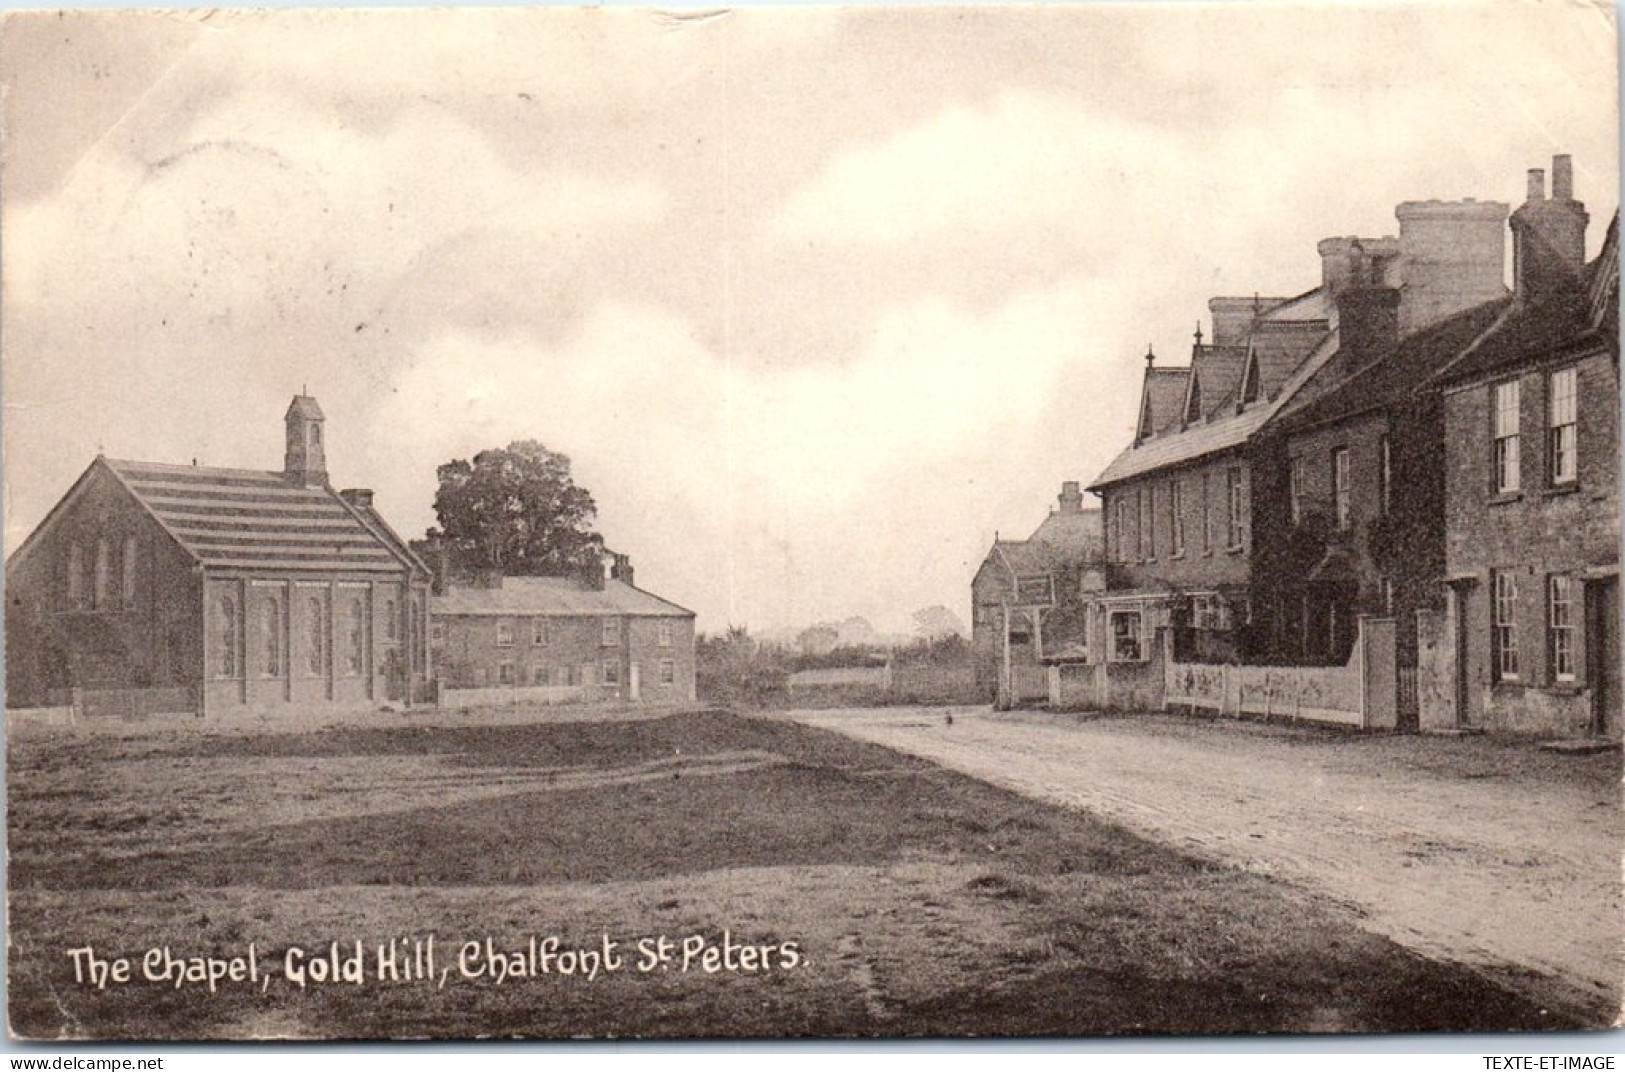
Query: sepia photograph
[{"left": 2, "top": 1, "right": 1620, "bottom": 1044}]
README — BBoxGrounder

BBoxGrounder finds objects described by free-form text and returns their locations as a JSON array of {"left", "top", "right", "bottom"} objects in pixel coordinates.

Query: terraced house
[
  {"left": 4, "top": 395, "right": 434, "bottom": 719},
  {"left": 1434, "top": 162, "right": 1620, "bottom": 738},
  {"left": 430, "top": 554, "right": 697, "bottom": 706},
  {"left": 1070, "top": 188, "right": 1523, "bottom": 722}
]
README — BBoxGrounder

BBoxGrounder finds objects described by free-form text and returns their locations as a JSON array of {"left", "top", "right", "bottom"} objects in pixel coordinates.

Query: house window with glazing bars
[
  {"left": 1548, "top": 367, "right": 1577, "bottom": 486},
  {"left": 533, "top": 618, "right": 549, "bottom": 646},
  {"left": 1548, "top": 574, "right": 1575, "bottom": 682},
  {"left": 1225, "top": 467, "right": 1244, "bottom": 549},
  {"left": 1289, "top": 456, "right": 1307, "bottom": 525},
  {"left": 1112, "top": 498, "right": 1128, "bottom": 563},
  {"left": 1493, "top": 380, "right": 1521, "bottom": 494},
  {"left": 1110, "top": 610, "right": 1144, "bottom": 662},
  {"left": 1169, "top": 480, "right": 1184, "bottom": 556},
  {"left": 1332, "top": 448, "right": 1351, "bottom": 529},
  {"left": 1378, "top": 436, "right": 1392, "bottom": 516},
  {"left": 497, "top": 621, "right": 515, "bottom": 647},
  {"left": 1492, "top": 570, "right": 1519, "bottom": 681},
  {"left": 1201, "top": 474, "right": 1212, "bottom": 553},
  {"left": 1145, "top": 486, "right": 1156, "bottom": 559}
]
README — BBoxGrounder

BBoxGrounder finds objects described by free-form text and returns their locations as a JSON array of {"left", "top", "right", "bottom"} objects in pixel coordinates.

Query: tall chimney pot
[
  {"left": 1552, "top": 154, "right": 1574, "bottom": 200},
  {"left": 1526, "top": 169, "right": 1546, "bottom": 202}
]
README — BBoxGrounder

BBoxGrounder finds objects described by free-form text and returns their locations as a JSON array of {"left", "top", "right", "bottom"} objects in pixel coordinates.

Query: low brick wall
[
  {"left": 1164, "top": 617, "right": 1397, "bottom": 730},
  {"left": 441, "top": 684, "right": 589, "bottom": 708}
]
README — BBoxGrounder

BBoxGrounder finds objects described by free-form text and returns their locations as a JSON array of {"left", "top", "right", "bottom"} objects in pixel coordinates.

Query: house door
[
  {"left": 1451, "top": 582, "right": 1472, "bottom": 729},
  {"left": 1586, "top": 577, "right": 1619, "bottom": 737}
]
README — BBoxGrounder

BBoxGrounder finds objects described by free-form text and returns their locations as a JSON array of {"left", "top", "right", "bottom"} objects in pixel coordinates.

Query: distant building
[
  {"left": 971, "top": 481, "right": 1104, "bottom": 706},
  {"left": 1434, "top": 160, "right": 1619, "bottom": 737},
  {"left": 431, "top": 554, "right": 696, "bottom": 705},
  {"left": 5, "top": 396, "right": 434, "bottom": 718}
]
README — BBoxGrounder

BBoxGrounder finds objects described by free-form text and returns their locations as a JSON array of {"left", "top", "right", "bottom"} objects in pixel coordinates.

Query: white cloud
[
  {"left": 771, "top": 90, "right": 1175, "bottom": 246},
  {"left": 367, "top": 281, "right": 1099, "bottom": 629},
  {"left": 3, "top": 96, "right": 668, "bottom": 315}
]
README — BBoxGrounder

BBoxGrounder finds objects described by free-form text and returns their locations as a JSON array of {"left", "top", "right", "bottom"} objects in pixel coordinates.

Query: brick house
[
  {"left": 432, "top": 555, "right": 696, "bottom": 705},
  {"left": 4, "top": 395, "right": 434, "bottom": 718},
  {"left": 970, "top": 482, "right": 1103, "bottom": 706},
  {"left": 1086, "top": 196, "right": 1512, "bottom": 679},
  {"left": 1433, "top": 159, "right": 1619, "bottom": 738},
  {"left": 1261, "top": 288, "right": 1512, "bottom": 675}
]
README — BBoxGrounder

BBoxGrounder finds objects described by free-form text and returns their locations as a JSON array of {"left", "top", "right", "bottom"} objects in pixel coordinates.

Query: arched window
[
  {"left": 67, "top": 544, "right": 85, "bottom": 608},
  {"left": 307, "top": 596, "right": 325, "bottom": 675},
  {"left": 93, "top": 538, "right": 112, "bottom": 610},
  {"left": 263, "top": 596, "right": 282, "bottom": 677},
  {"left": 218, "top": 596, "right": 238, "bottom": 678},
  {"left": 121, "top": 536, "right": 139, "bottom": 609},
  {"left": 347, "top": 598, "right": 365, "bottom": 675}
]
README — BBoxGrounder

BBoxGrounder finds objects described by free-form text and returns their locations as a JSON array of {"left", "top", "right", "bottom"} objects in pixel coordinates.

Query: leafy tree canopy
[{"left": 424, "top": 440, "right": 605, "bottom": 578}]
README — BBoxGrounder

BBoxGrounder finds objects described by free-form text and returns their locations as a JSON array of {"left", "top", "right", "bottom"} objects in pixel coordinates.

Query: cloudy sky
[{"left": 2, "top": 3, "right": 1617, "bottom": 634}]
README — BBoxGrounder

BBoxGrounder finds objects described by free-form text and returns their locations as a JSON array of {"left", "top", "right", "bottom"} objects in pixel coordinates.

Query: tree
[
  {"left": 912, "top": 604, "right": 968, "bottom": 643},
  {"left": 424, "top": 441, "right": 605, "bottom": 578}
]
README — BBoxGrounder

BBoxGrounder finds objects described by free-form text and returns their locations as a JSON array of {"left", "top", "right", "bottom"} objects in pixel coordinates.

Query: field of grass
[{"left": 7, "top": 709, "right": 1567, "bottom": 1040}]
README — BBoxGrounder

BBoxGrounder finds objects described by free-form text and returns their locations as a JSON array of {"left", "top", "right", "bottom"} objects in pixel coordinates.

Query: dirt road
[{"left": 778, "top": 705, "right": 1623, "bottom": 1019}]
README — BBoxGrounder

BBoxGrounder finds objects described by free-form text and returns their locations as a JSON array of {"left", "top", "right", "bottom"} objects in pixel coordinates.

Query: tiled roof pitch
[
  {"left": 1433, "top": 223, "right": 1618, "bottom": 391},
  {"left": 1089, "top": 328, "right": 1339, "bottom": 490},
  {"left": 1274, "top": 297, "right": 1513, "bottom": 435},
  {"left": 1028, "top": 508, "right": 1103, "bottom": 556},
  {"left": 1189, "top": 345, "right": 1247, "bottom": 418},
  {"left": 285, "top": 395, "right": 324, "bottom": 420},
  {"left": 1140, "top": 368, "right": 1192, "bottom": 437},
  {"left": 105, "top": 458, "right": 412, "bottom": 575},
  {"left": 987, "top": 506, "right": 1104, "bottom": 577},
  {"left": 433, "top": 576, "right": 694, "bottom": 618},
  {"left": 1250, "top": 320, "right": 1330, "bottom": 398}
]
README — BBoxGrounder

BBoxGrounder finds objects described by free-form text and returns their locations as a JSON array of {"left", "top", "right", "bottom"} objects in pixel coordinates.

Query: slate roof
[
  {"left": 1433, "top": 212, "right": 1619, "bottom": 390},
  {"left": 1090, "top": 329, "right": 1339, "bottom": 490},
  {"left": 103, "top": 458, "right": 416, "bottom": 575},
  {"left": 1188, "top": 345, "right": 1247, "bottom": 419},
  {"left": 285, "top": 394, "right": 325, "bottom": 420},
  {"left": 1275, "top": 296, "right": 1513, "bottom": 434},
  {"left": 1140, "top": 368, "right": 1192, "bottom": 438},
  {"left": 1250, "top": 320, "right": 1330, "bottom": 399},
  {"left": 433, "top": 576, "right": 694, "bottom": 618}
]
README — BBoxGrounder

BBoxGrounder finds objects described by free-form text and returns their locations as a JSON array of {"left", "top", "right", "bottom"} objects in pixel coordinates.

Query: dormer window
[
  {"left": 1239, "top": 352, "right": 1262, "bottom": 406},
  {"left": 1137, "top": 391, "right": 1156, "bottom": 442}
]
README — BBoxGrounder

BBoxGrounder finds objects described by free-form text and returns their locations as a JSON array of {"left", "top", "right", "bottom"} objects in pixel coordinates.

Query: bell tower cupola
[{"left": 284, "top": 393, "right": 328, "bottom": 487}]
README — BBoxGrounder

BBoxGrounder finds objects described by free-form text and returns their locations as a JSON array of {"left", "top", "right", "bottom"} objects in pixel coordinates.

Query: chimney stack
[
  {"left": 1394, "top": 199, "right": 1509, "bottom": 336},
  {"left": 1334, "top": 286, "right": 1400, "bottom": 373},
  {"left": 610, "top": 553, "right": 635, "bottom": 587},
  {"left": 1511, "top": 154, "right": 1589, "bottom": 306},
  {"left": 1058, "top": 481, "right": 1084, "bottom": 514}
]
